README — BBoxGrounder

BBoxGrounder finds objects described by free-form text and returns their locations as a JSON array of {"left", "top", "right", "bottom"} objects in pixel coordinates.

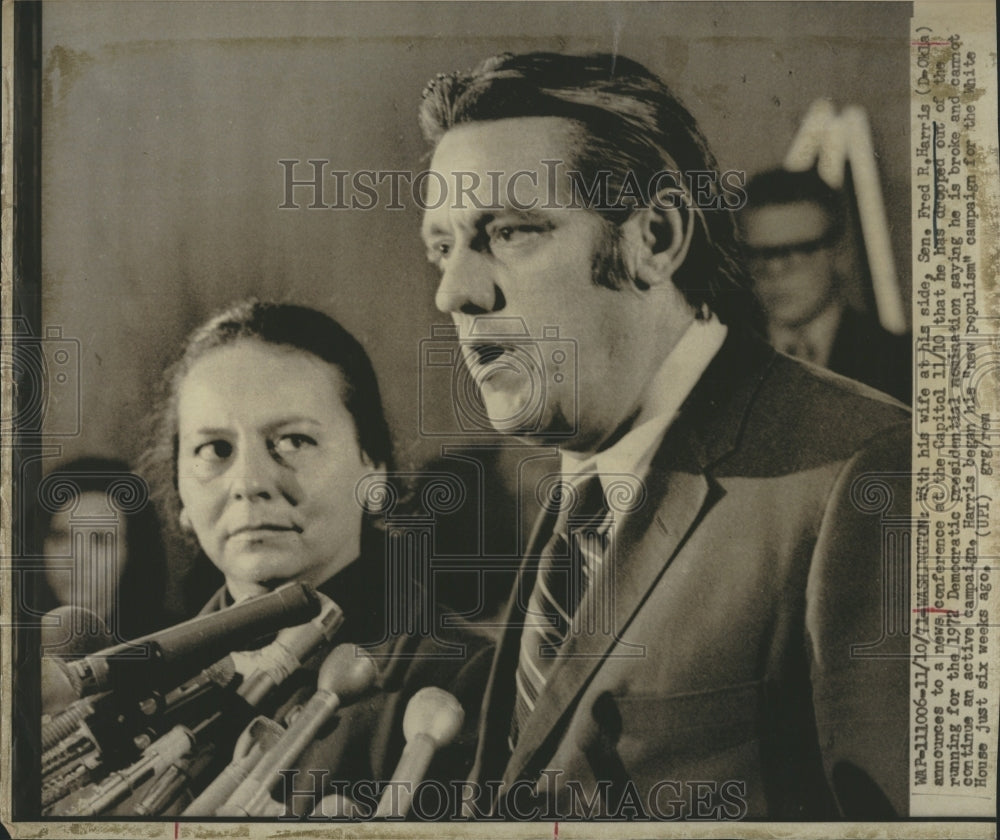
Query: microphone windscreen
[
  {"left": 402, "top": 687, "right": 464, "bottom": 747},
  {"left": 316, "top": 644, "right": 380, "bottom": 702},
  {"left": 40, "top": 606, "right": 113, "bottom": 658},
  {"left": 40, "top": 609, "right": 109, "bottom": 716}
]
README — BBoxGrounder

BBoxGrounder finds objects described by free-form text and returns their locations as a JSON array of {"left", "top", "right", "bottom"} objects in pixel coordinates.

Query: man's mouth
[{"left": 471, "top": 343, "right": 508, "bottom": 366}]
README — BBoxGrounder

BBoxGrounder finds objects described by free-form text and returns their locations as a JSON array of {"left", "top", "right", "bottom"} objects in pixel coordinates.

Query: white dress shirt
[{"left": 560, "top": 314, "right": 729, "bottom": 503}]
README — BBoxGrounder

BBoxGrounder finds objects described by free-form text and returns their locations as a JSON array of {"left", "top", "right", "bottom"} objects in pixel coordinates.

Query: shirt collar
[{"left": 560, "top": 314, "right": 728, "bottom": 496}]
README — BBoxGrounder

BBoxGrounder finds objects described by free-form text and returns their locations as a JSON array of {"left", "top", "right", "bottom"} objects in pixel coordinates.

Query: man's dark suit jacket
[
  {"left": 828, "top": 307, "right": 912, "bottom": 404},
  {"left": 468, "top": 330, "right": 911, "bottom": 820}
]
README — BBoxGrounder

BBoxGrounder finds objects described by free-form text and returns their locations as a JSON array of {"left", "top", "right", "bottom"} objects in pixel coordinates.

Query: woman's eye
[
  {"left": 273, "top": 434, "right": 317, "bottom": 456},
  {"left": 193, "top": 440, "right": 232, "bottom": 462}
]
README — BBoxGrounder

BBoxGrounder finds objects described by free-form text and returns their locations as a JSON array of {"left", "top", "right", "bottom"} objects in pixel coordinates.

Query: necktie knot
[{"left": 552, "top": 473, "right": 607, "bottom": 540}]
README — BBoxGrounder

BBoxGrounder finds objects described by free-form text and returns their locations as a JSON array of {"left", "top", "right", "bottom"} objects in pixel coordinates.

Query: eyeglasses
[{"left": 744, "top": 233, "right": 836, "bottom": 263}]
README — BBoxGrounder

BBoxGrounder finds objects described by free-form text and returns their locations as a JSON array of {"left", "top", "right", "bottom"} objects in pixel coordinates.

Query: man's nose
[
  {"left": 434, "top": 247, "right": 502, "bottom": 315},
  {"left": 229, "top": 443, "right": 281, "bottom": 501}
]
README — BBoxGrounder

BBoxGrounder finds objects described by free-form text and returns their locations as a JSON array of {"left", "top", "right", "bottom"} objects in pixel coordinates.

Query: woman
[
  {"left": 144, "top": 300, "right": 393, "bottom": 605},
  {"left": 35, "top": 455, "right": 168, "bottom": 642},
  {"left": 142, "top": 300, "right": 490, "bottom": 817}
]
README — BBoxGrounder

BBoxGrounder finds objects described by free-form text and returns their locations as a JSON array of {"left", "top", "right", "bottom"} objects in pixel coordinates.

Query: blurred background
[{"left": 34, "top": 0, "right": 912, "bottom": 614}]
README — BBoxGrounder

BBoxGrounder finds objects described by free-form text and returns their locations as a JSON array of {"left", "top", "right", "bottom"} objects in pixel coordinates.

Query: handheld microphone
[
  {"left": 41, "top": 605, "right": 113, "bottom": 657},
  {"left": 42, "top": 748, "right": 100, "bottom": 812},
  {"left": 375, "top": 687, "right": 464, "bottom": 819},
  {"left": 181, "top": 715, "right": 285, "bottom": 816},
  {"left": 43, "top": 654, "right": 240, "bottom": 782},
  {"left": 133, "top": 743, "right": 217, "bottom": 816},
  {"left": 178, "top": 598, "right": 345, "bottom": 817},
  {"left": 44, "top": 593, "right": 342, "bottom": 811},
  {"left": 42, "top": 657, "right": 99, "bottom": 718},
  {"left": 42, "top": 692, "right": 109, "bottom": 753},
  {"left": 232, "top": 592, "right": 344, "bottom": 706},
  {"left": 46, "top": 581, "right": 319, "bottom": 707},
  {"left": 61, "top": 725, "right": 197, "bottom": 816},
  {"left": 217, "top": 644, "right": 379, "bottom": 817},
  {"left": 41, "top": 726, "right": 102, "bottom": 810},
  {"left": 40, "top": 606, "right": 113, "bottom": 715}
]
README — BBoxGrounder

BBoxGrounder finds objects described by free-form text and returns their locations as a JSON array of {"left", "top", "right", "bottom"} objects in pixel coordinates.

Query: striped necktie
[{"left": 509, "top": 475, "right": 608, "bottom": 751}]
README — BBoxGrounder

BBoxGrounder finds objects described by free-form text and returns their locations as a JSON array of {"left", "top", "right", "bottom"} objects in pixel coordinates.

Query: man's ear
[
  {"left": 621, "top": 194, "right": 695, "bottom": 288},
  {"left": 179, "top": 507, "right": 193, "bottom": 532}
]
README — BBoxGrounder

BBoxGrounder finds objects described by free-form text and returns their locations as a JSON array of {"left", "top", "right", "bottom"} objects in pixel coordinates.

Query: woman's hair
[
  {"left": 141, "top": 300, "right": 395, "bottom": 546},
  {"left": 33, "top": 455, "right": 168, "bottom": 637}
]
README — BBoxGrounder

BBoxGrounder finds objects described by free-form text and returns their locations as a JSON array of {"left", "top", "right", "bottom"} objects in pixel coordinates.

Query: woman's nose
[{"left": 228, "top": 443, "right": 280, "bottom": 500}]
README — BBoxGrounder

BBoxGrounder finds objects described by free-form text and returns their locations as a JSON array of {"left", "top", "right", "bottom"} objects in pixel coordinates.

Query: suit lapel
[
  {"left": 502, "top": 427, "right": 712, "bottom": 785},
  {"left": 486, "top": 332, "right": 777, "bottom": 789}
]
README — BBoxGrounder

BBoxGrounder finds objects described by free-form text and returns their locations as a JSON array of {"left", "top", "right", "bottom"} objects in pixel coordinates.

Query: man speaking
[{"left": 417, "top": 52, "right": 910, "bottom": 820}]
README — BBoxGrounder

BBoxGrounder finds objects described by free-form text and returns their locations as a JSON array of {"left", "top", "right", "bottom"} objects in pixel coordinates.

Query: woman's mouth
[{"left": 228, "top": 523, "right": 302, "bottom": 540}]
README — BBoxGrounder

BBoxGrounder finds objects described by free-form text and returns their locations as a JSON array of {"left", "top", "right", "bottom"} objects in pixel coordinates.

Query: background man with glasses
[{"left": 740, "top": 168, "right": 911, "bottom": 403}]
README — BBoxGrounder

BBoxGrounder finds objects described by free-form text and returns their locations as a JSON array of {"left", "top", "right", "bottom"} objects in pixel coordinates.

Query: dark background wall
[{"left": 41, "top": 0, "right": 911, "bottom": 473}]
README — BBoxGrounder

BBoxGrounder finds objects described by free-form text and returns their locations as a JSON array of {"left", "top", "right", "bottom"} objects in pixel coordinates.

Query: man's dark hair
[
  {"left": 744, "top": 167, "right": 845, "bottom": 239},
  {"left": 419, "top": 51, "right": 761, "bottom": 330}
]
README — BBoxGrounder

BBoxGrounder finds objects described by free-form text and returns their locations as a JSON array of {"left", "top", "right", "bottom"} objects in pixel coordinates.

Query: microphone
[
  {"left": 41, "top": 605, "right": 113, "bottom": 657},
  {"left": 159, "top": 656, "right": 240, "bottom": 720},
  {"left": 62, "top": 701, "right": 230, "bottom": 818},
  {"left": 133, "top": 743, "right": 217, "bottom": 816},
  {"left": 178, "top": 599, "right": 345, "bottom": 817},
  {"left": 40, "top": 606, "right": 113, "bottom": 716},
  {"left": 232, "top": 593, "right": 344, "bottom": 706},
  {"left": 46, "top": 581, "right": 319, "bottom": 708},
  {"left": 44, "top": 595, "right": 343, "bottom": 810},
  {"left": 42, "top": 692, "right": 109, "bottom": 753},
  {"left": 41, "top": 726, "right": 102, "bottom": 810},
  {"left": 181, "top": 716, "right": 285, "bottom": 816},
  {"left": 41, "top": 658, "right": 92, "bottom": 718},
  {"left": 217, "top": 644, "right": 379, "bottom": 817},
  {"left": 61, "top": 725, "right": 197, "bottom": 816},
  {"left": 43, "top": 654, "right": 240, "bottom": 782},
  {"left": 375, "top": 687, "right": 464, "bottom": 819}
]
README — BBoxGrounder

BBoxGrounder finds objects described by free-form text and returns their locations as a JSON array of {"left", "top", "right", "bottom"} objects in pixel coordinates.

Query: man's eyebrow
[
  {"left": 421, "top": 212, "right": 497, "bottom": 241},
  {"left": 422, "top": 221, "right": 452, "bottom": 240},
  {"left": 491, "top": 207, "right": 552, "bottom": 224},
  {"left": 422, "top": 207, "right": 554, "bottom": 242}
]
